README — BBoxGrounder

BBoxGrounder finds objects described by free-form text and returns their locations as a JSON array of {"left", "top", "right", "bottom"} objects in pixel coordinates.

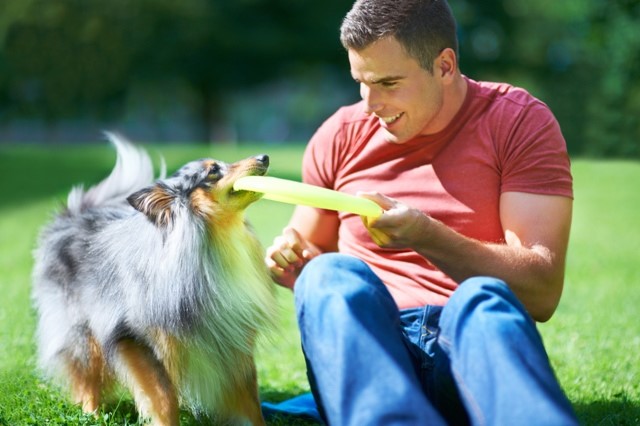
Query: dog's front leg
[
  {"left": 114, "top": 339, "right": 179, "bottom": 426},
  {"left": 220, "top": 352, "right": 266, "bottom": 426}
]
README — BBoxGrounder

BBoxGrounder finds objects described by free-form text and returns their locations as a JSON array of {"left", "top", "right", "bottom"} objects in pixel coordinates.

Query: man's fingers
[
  {"left": 282, "top": 227, "right": 306, "bottom": 250},
  {"left": 368, "top": 227, "right": 391, "bottom": 247},
  {"left": 357, "top": 191, "right": 396, "bottom": 211}
]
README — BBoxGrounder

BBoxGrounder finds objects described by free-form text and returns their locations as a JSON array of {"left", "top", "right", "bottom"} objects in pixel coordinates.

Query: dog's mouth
[
  {"left": 188, "top": 155, "right": 270, "bottom": 218},
  {"left": 229, "top": 173, "right": 267, "bottom": 197},
  {"left": 228, "top": 154, "right": 270, "bottom": 198}
]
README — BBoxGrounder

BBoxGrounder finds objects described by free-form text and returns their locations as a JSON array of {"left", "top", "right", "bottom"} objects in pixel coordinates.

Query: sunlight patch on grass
[{"left": 1, "top": 147, "right": 638, "bottom": 425}]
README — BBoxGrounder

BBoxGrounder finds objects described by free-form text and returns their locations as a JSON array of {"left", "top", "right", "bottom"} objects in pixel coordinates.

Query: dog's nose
[{"left": 255, "top": 154, "right": 269, "bottom": 167}]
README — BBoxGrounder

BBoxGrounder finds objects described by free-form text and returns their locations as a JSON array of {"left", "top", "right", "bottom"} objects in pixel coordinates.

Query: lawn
[{"left": 0, "top": 143, "right": 638, "bottom": 425}]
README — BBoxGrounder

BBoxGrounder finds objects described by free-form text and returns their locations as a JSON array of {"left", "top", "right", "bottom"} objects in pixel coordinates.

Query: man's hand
[
  {"left": 265, "top": 227, "right": 320, "bottom": 289},
  {"left": 359, "top": 192, "right": 433, "bottom": 249}
]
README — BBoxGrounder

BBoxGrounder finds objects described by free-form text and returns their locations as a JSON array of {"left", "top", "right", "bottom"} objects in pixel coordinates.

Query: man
[{"left": 265, "top": 0, "right": 578, "bottom": 424}]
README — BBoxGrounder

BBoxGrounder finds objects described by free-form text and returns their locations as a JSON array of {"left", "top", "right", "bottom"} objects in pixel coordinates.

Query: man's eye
[{"left": 381, "top": 81, "right": 397, "bottom": 88}]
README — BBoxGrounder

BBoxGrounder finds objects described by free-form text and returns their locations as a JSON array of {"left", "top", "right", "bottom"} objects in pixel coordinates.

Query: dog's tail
[{"left": 67, "top": 132, "right": 160, "bottom": 214}]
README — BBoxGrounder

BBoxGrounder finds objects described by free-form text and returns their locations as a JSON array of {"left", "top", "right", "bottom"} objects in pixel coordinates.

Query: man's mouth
[{"left": 379, "top": 112, "right": 403, "bottom": 125}]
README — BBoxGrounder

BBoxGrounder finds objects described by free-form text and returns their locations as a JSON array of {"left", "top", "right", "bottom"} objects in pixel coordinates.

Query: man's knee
[
  {"left": 295, "top": 253, "right": 393, "bottom": 314},
  {"left": 296, "top": 253, "right": 374, "bottom": 296},
  {"left": 449, "top": 276, "right": 525, "bottom": 313},
  {"left": 298, "top": 253, "right": 367, "bottom": 282},
  {"left": 440, "top": 277, "right": 533, "bottom": 340}
]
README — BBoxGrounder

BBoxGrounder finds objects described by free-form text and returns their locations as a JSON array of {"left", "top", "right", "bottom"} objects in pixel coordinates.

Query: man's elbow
[
  {"left": 530, "top": 277, "right": 565, "bottom": 322},
  {"left": 531, "top": 303, "right": 557, "bottom": 323},
  {"left": 528, "top": 247, "right": 567, "bottom": 322}
]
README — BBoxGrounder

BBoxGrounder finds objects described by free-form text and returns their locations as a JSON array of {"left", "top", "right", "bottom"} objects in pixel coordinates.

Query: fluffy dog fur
[{"left": 32, "top": 134, "right": 277, "bottom": 425}]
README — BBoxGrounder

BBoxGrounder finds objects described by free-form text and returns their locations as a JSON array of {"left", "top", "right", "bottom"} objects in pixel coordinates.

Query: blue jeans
[{"left": 295, "top": 253, "right": 578, "bottom": 425}]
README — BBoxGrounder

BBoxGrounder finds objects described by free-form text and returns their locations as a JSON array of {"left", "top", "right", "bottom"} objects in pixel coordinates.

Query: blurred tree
[
  {"left": 450, "top": 0, "right": 640, "bottom": 157},
  {"left": 505, "top": 0, "right": 640, "bottom": 157},
  {"left": 0, "top": 0, "right": 637, "bottom": 154},
  {"left": 1, "top": 0, "right": 137, "bottom": 122},
  {"left": 582, "top": 1, "right": 640, "bottom": 157},
  {"left": 0, "top": 0, "right": 350, "bottom": 142}
]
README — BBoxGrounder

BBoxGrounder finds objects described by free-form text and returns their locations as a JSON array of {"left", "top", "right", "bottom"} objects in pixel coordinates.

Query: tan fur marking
[
  {"left": 150, "top": 330, "right": 182, "bottom": 388},
  {"left": 146, "top": 187, "right": 174, "bottom": 227},
  {"left": 219, "top": 351, "right": 266, "bottom": 426},
  {"left": 190, "top": 187, "right": 218, "bottom": 218},
  {"left": 116, "top": 340, "right": 179, "bottom": 426},
  {"left": 67, "top": 334, "right": 108, "bottom": 413}
]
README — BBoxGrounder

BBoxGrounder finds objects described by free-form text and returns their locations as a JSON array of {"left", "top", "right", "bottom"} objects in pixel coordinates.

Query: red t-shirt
[{"left": 302, "top": 77, "right": 573, "bottom": 309}]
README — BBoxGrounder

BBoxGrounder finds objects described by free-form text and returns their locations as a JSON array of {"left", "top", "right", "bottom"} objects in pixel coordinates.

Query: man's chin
[{"left": 382, "top": 129, "right": 406, "bottom": 145}]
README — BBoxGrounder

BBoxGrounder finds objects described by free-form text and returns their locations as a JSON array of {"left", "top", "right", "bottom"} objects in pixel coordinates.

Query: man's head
[
  {"left": 340, "top": 0, "right": 458, "bottom": 74},
  {"left": 340, "top": 0, "right": 466, "bottom": 144}
]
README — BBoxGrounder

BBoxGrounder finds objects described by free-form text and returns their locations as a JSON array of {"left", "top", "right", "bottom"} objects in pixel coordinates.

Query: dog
[{"left": 32, "top": 134, "right": 277, "bottom": 425}]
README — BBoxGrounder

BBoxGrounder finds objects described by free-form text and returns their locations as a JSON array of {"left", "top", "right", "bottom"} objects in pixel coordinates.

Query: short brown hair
[{"left": 340, "top": 0, "right": 458, "bottom": 72}]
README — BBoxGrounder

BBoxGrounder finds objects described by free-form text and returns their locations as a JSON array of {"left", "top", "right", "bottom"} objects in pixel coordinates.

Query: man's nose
[{"left": 361, "top": 84, "right": 382, "bottom": 114}]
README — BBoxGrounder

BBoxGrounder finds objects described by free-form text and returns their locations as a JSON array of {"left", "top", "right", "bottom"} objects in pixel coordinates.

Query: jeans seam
[
  {"left": 451, "top": 365, "right": 485, "bottom": 426},
  {"left": 438, "top": 335, "right": 484, "bottom": 425}
]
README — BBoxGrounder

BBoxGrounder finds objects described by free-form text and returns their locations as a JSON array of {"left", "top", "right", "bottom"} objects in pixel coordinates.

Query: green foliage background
[{"left": 0, "top": 0, "right": 638, "bottom": 156}]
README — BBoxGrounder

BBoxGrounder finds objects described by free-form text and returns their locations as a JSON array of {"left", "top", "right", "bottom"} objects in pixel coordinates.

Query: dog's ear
[{"left": 127, "top": 184, "right": 175, "bottom": 227}]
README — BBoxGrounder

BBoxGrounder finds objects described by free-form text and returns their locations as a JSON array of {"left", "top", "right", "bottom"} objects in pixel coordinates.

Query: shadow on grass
[
  {"left": 0, "top": 146, "right": 117, "bottom": 211},
  {"left": 0, "top": 369, "right": 319, "bottom": 426},
  {"left": 0, "top": 145, "right": 302, "bottom": 212},
  {"left": 100, "top": 389, "right": 323, "bottom": 426},
  {"left": 575, "top": 399, "right": 640, "bottom": 426}
]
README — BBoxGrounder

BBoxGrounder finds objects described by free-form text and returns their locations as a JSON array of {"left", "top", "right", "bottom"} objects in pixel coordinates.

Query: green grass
[
  {"left": 0, "top": 144, "right": 638, "bottom": 425},
  {"left": 0, "top": 143, "right": 312, "bottom": 426},
  {"left": 539, "top": 160, "right": 640, "bottom": 425}
]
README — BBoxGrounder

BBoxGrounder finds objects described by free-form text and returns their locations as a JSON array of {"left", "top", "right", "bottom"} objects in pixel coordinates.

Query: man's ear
[
  {"left": 127, "top": 184, "right": 175, "bottom": 227},
  {"left": 436, "top": 47, "right": 457, "bottom": 80}
]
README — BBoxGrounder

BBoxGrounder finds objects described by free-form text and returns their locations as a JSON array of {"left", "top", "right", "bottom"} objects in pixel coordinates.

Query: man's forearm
[{"left": 414, "top": 218, "right": 565, "bottom": 322}]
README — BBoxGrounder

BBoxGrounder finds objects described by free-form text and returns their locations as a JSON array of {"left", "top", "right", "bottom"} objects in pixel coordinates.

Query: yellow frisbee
[{"left": 234, "top": 176, "right": 382, "bottom": 217}]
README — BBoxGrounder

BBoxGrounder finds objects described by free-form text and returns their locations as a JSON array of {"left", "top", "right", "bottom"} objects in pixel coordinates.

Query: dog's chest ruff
[{"left": 159, "top": 227, "right": 276, "bottom": 413}]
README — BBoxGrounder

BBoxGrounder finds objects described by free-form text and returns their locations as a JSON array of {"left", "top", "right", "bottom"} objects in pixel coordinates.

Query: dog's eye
[{"left": 206, "top": 164, "right": 222, "bottom": 180}]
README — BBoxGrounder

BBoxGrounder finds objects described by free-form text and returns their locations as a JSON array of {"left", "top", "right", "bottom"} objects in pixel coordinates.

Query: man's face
[{"left": 348, "top": 36, "right": 447, "bottom": 144}]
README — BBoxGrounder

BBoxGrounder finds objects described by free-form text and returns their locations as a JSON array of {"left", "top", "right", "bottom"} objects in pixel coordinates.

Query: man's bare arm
[{"left": 361, "top": 192, "right": 573, "bottom": 322}]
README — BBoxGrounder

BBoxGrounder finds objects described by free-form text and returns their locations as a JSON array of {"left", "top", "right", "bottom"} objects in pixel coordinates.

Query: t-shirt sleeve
[
  {"left": 301, "top": 109, "right": 345, "bottom": 215},
  {"left": 499, "top": 101, "right": 573, "bottom": 199},
  {"left": 302, "top": 109, "right": 345, "bottom": 189}
]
